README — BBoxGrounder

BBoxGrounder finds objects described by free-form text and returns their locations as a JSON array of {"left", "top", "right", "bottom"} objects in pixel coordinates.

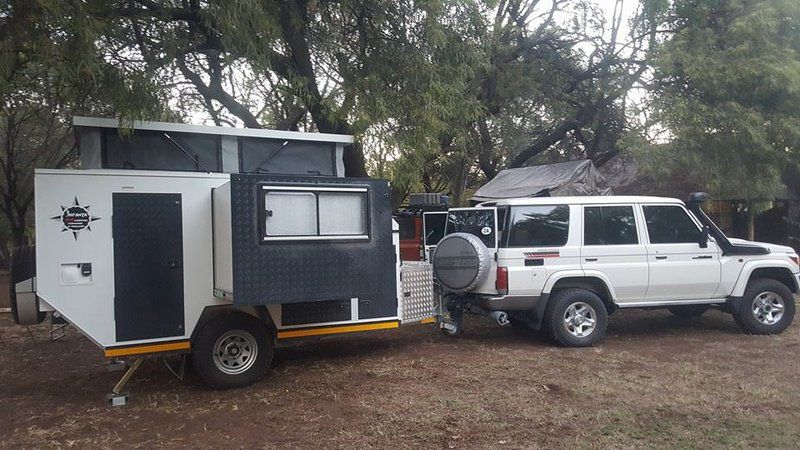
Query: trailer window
[
  {"left": 264, "top": 192, "right": 317, "bottom": 236},
  {"left": 319, "top": 192, "right": 366, "bottom": 235},
  {"left": 262, "top": 188, "right": 368, "bottom": 241}
]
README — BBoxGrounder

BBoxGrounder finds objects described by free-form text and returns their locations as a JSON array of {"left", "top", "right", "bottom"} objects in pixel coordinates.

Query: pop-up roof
[{"left": 73, "top": 116, "right": 352, "bottom": 176}]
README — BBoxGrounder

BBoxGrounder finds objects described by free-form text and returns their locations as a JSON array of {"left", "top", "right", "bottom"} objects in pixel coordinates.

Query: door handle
[
  {"left": 584, "top": 258, "right": 598, "bottom": 262},
  {"left": 692, "top": 255, "right": 713, "bottom": 260},
  {"left": 655, "top": 256, "right": 668, "bottom": 260}
]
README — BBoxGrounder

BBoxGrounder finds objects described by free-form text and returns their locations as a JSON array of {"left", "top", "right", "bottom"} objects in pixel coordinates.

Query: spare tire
[
  {"left": 432, "top": 232, "right": 492, "bottom": 293},
  {"left": 10, "top": 245, "right": 45, "bottom": 325}
]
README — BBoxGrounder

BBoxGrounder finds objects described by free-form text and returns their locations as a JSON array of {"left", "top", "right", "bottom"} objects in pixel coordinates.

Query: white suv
[{"left": 432, "top": 193, "right": 800, "bottom": 347}]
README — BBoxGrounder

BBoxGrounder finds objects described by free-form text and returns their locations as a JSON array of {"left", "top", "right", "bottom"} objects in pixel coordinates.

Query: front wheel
[
  {"left": 192, "top": 312, "right": 273, "bottom": 390},
  {"left": 733, "top": 279, "right": 795, "bottom": 335},
  {"left": 544, "top": 289, "right": 608, "bottom": 347}
]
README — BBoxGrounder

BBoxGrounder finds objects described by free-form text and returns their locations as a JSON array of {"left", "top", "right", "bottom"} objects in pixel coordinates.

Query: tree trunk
[
  {"left": 278, "top": 0, "right": 368, "bottom": 177},
  {"left": 747, "top": 208, "right": 755, "bottom": 241}
]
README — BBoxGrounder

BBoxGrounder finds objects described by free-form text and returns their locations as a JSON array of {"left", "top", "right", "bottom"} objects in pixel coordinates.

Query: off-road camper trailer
[{"left": 12, "top": 118, "right": 438, "bottom": 399}]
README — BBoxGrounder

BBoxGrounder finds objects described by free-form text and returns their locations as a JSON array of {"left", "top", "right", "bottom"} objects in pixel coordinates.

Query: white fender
[
  {"left": 731, "top": 260, "right": 799, "bottom": 297},
  {"left": 542, "top": 269, "right": 618, "bottom": 301}
]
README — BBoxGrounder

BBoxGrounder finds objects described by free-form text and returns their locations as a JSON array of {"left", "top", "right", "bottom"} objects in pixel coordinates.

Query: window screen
[
  {"left": 507, "top": 205, "right": 570, "bottom": 247},
  {"left": 642, "top": 205, "right": 701, "bottom": 244},
  {"left": 263, "top": 188, "right": 368, "bottom": 240},
  {"left": 584, "top": 206, "right": 638, "bottom": 245},
  {"left": 319, "top": 192, "right": 366, "bottom": 235},
  {"left": 264, "top": 192, "right": 317, "bottom": 236}
]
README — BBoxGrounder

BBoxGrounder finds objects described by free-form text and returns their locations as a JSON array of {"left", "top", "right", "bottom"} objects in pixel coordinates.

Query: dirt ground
[{"left": 1, "top": 308, "right": 800, "bottom": 449}]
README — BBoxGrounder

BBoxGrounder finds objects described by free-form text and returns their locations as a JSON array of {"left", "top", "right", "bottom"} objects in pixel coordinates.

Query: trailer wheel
[
  {"left": 192, "top": 312, "right": 273, "bottom": 390},
  {"left": 9, "top": 245, "right": 45, "bottom": 325}
]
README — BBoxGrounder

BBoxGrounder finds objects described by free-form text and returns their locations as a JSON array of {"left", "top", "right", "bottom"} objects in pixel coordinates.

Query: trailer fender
[{"left": 192, "top": 305, "right": 276, "bottom": 342}]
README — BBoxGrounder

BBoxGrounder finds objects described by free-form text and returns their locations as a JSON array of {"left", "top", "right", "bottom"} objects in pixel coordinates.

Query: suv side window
[
  {"left": 584, "top": 205, "right": 638, "bottom": 245},
  {"left": 506, "top": 205, "right": 569, "bottom": 247},
  {"left": 642, "top": 205, "right": 701, "bottom": 244}
]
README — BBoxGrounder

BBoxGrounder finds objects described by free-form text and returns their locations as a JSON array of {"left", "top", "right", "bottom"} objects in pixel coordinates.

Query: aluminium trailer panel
[{"left": 35, "top": 169, "right": 231, "bottom": 350}]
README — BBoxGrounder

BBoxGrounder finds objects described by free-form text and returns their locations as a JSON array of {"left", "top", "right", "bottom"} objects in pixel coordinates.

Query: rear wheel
[
  {"left": 733, "top": 279, "right": 795, "bottom": 335},
  {"left": 544, "top": 289, "right": 608, "bottom": 347},
  {"left": 668, "top": 305, "right": 709, "bottom": 318},
  {"left": 192, "top": 312, "right": 273, "bottom": 390}
]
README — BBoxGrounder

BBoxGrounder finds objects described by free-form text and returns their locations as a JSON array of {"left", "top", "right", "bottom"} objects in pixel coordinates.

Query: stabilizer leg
[{"left": 106, "top": 358, "right": 143, "bottom": 407}]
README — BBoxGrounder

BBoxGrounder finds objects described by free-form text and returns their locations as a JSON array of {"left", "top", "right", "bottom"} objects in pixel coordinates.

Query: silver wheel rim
[
  {"left": 563, "top": 301, "right": 597, "bottom": 338},
  {"left": 212, "top": 330, "right": 258, "bottom": 375},
  {"left": 751, "top": 291, "right": 785, "bottom": 325}
]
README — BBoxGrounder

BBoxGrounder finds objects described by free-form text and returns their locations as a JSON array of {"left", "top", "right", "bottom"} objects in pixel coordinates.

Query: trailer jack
[{"left": 106, "top": 358, "right": 143, "bottom": 407}]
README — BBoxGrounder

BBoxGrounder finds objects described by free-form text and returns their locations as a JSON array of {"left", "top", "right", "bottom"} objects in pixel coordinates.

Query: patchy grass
[{"left": 1, "top": 308, "right": 800, "bottom": 448}]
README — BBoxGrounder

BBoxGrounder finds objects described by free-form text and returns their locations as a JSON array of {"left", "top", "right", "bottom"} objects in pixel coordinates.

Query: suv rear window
[
  {"left": 584, "top": 206, "right": 638, "bottom": 245},
  {"left": 506, "top": 205, "right": 569, "bottom": 247},
  {"left": 642, "top": 205, "right": 701, "bottom": 244},
  {"left": 446, "top": 209, "right": 496, "bottom": 248}
]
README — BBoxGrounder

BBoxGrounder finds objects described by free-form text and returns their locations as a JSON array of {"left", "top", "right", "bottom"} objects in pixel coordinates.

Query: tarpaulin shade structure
[{"left": 472, "top": 159, "right": 613, "bottom": 203}]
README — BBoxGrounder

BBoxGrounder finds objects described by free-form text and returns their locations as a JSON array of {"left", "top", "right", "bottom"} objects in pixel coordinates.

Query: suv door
[
  {"left": 581, "top": 204, "right": 648, "bottom": 303},
  {"left": 422, "top": 211, "right": 447, "bottom": 262},
  {"left": 641, "top": 204, "right": 722, "bottom": 301}
]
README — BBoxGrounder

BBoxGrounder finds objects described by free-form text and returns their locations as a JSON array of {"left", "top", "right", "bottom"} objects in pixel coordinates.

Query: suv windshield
[{"left": 446, "top": 209, "right": 496, "bottom": 248}]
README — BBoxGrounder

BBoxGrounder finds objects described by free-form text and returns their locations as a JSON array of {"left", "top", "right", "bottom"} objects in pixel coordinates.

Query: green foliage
[{"left": 641, "top": 0, "right": 800, "bottom": 206}]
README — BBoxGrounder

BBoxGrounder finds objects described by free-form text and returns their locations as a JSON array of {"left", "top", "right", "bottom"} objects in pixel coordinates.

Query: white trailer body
[
  {"left": 36, "top": 169, "right": 231, "bottom": 352},
  {"left": 33, "top": 169, "right": 436, "bottom": 358}
]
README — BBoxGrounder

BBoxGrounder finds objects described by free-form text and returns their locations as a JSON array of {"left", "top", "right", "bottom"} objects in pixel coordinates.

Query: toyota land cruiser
[{"left": 432, "top": 193, "right": 799, "bottom": 347}]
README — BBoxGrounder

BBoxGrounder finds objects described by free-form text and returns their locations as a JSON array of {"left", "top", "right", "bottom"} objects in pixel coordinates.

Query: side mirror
[{"left": 699, "top": 226, "right": 709, "bottom": 248}]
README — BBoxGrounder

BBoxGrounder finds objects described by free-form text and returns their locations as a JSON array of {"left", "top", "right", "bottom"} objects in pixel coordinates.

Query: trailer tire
[
  {"left": 191, "top": 312, "right": 273, "bottom": 390},
  {"left": 9, "top": 245, "right": 45, "bottom": 325}
]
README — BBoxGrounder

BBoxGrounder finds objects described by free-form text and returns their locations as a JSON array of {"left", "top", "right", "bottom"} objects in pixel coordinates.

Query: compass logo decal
[{"left": 51, "top": 197, "right": 100, "bottom": 240}]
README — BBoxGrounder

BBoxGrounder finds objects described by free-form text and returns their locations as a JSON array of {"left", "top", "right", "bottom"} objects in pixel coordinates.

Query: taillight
[
  {"left": 496, "top": 267, "right": 508, "bottom": 295},
  {"left": 790, "top": 255, "right": 799, "bottom": 269}
]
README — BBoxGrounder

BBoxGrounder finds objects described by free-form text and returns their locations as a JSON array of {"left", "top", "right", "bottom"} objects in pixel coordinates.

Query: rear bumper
[{"left": 476, "top": 294, "right": 541, "bottom": 311}]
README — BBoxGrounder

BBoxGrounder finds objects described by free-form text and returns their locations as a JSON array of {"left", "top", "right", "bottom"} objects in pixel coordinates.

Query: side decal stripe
[
  {"left": 104, "top": 340, "right": 191, "bottom": 357},
  {"left": 277, "top": 321, "right": 399, "bottom": 339}
]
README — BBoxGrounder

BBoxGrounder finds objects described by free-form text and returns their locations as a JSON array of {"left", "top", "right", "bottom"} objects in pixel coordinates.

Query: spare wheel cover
[{"left": 433, "top": 232, "right": 492, "bottom": 293}]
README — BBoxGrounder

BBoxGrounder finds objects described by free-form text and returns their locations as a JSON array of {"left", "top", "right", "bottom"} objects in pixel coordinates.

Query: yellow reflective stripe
[
  {"left": 419, "top": 317, "right": 437, "bottom": 324},
  {"left": 277, "top": 320, "right": 399, "bottom": 339},
  {"left": 104, "top": 340, "right": 190, "bottom": 357}
]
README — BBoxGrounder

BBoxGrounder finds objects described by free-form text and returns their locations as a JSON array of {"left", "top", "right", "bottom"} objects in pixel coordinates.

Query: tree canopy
[{"left": 0, "top": 0, "right": 798, "bottom": 249}]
